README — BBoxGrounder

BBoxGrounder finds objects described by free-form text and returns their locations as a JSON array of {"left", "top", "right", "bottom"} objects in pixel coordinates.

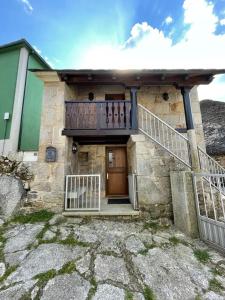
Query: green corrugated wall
[
  {"left": 19, "top": 55, "right": 45, "bottom": 151},
  {"left": 0, "top": 49, "right": 20, "bottom": 139}
]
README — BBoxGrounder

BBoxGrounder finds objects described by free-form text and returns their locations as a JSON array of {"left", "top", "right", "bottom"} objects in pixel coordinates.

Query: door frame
[{"left": 105, "top": 145, "right": 128, "bottom": 197}]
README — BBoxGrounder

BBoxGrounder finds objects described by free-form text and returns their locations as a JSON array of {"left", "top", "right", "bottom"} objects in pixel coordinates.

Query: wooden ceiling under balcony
[{"left": 56, "top": 69, "right": 225, "bottom": 87}]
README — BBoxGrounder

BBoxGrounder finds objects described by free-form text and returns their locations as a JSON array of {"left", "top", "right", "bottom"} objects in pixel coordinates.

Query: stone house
[
  {"left": 22, "top": 68, "right": 225, "bottom": 222},
  {"left": 0, "top": 39, "right": 50, "bottom": 157},
  {"left": 1, "top": 40, "right": 225, "bottom": 233},
  {"left": 200, "top": 99, "right": 225, "bottom": 168}
]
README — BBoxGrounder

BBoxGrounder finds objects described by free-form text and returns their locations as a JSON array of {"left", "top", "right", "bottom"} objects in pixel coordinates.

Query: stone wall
[
  {"left": 213, "top": 155, "right": 225, "bottom": 169},
  {"left": 127, "top": 134, "right": 189, "bottom": 219},
  {"left": 25, "top": 75, "right": 77, "bottom": 212},
  {"left": 23, "top": 80, "right": 205, "bottom": 216}
]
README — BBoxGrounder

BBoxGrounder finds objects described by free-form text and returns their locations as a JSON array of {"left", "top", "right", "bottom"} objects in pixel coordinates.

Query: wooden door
[{"left": 106, "top": 147, "right": 128, "bottom": 196}]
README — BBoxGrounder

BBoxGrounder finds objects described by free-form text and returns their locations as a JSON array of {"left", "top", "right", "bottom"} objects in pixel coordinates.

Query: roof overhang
[{"left": 32, "top": 69, "right": 225, "bottom": 87}]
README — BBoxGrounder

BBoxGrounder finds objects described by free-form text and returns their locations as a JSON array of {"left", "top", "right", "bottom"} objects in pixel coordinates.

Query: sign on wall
[{"left": 45, "top": 146, "right": 57, "bottom": 162}]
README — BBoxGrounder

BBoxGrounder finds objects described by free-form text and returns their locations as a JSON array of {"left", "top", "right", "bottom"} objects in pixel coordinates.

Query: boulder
[{"left": 0, "top": 175, "right": 25, "bottom": 218}]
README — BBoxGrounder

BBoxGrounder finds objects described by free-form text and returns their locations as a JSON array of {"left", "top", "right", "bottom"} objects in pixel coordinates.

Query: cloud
[
  {"left": 164, "top": 16, "right": 173, "bottom": 25},
  {"left": 19, "top": 0, "right": 33, "bottom": 14},
  {"left": 77, "top": 0, "right": 225, "bottom": 100},
  {"left": 220, "top": 18, "right": 225, "bottom": 25},
  {"left": 32, "top": 45, "right": 54, "bottom": 67},
  {"left": 198, "top": 75, "right": 225, "bottom": 101}
]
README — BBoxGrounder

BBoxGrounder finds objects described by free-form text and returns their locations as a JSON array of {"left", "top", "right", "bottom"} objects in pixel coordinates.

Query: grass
[
  {"left": 125, "top": 290, "right": 134, "bottom": 300},
  {"left": 143, "top": 286, "right": 156, "bottom": 300},
  {"left": 0, "top": 265, "right": 18, "bottom": 283},
  {"left": 34, "top": 269, "right": 57, "bottom": 284},
  {"left": 87, "top": 277, "right": 97, "bottom": 300},
  {"left": 194, "top": 249, "right": 210, "bottom": 264},
  {"left": 58, "top": 261, "right": 76, "bottom": 275},
  {"left": 211, "top": 267, "right": 224, "bottom": 277},
  {"left": 195, "top": 295, "right": 202, "bottom": 300},
  {"left": 139, "top": 243, "right": 157, "bottom": 255},
  {"left": 143, "top": 221, "right": 161, "bottom": 232},
  {"left": 169, "top": 236, "right": 180, "bottom": 246},
  {"left": 11, "top": 210, "right": 54, "bottom": 224},
  {"left": 59, "top": 234, "right": 89, "bottom": 247},
  {"left": 209, "top": 278, "right": 223, "bottom": 293}
]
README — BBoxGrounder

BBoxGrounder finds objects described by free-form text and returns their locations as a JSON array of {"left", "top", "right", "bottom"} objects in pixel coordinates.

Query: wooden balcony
[{"left": 62, "top": 100, "right": 138, "bottom": 142}]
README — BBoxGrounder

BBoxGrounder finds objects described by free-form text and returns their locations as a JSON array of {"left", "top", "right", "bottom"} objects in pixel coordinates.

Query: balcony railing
[{"left": 64, "top": 100, "right": 132, "bottom": 131}]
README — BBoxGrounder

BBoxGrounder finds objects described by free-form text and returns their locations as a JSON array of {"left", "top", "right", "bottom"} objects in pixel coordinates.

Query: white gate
[
  {"left": 65, "top": 175, "right": 101, "bottom": 211},
  {"left": 193, "top": 173, "right": 225, "bottom": 253}
]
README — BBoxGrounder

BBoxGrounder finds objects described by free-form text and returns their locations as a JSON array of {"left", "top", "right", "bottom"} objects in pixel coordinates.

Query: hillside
[{"left": 200, "top": 99, "right": 225, "bottom": 156}]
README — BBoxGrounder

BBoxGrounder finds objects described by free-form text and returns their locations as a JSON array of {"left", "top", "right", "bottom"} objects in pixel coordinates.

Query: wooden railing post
[{"left": 130, "top": 87, "right": 138, "bottom": 129}]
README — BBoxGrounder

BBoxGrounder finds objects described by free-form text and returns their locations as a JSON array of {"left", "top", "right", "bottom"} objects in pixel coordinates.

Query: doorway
[{"left": 106, "top": 147, "right": 128, "bottom": 197}]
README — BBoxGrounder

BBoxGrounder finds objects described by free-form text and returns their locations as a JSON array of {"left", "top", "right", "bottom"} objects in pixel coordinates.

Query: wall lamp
[
  {"left": 162, "top": 92, "right": 169, "bottom": 101},
  {"left": 72, "top": 142, "right": 78, "bottom": 154}
]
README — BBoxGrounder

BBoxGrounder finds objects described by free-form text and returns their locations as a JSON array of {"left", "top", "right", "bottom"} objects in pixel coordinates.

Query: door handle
[{"left": 107, "top": 173, "right": 109, "bottom": 180}]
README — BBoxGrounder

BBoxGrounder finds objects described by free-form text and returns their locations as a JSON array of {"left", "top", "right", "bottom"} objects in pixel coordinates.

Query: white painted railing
[
  {"left": 138, "top": 104, "right": 191, "bottom": 168},
  {"left": 198, "top": 147, "right": 225, "bottom": 175},
  {"left": 128, "top": 174, "right": 138, "bottom": 210},
  {"left": 65, "top": 175, "right": 101, "bottom": 211}
]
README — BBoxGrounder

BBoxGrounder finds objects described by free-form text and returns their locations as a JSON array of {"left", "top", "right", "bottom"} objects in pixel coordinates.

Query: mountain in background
[{"left": 200, "top": 99, "right": 225, "bottom": 156}]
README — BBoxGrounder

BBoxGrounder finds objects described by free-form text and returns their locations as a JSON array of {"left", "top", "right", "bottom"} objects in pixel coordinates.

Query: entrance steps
[{"left": 63, "top": 198, "right": 139, "bottom": 217}]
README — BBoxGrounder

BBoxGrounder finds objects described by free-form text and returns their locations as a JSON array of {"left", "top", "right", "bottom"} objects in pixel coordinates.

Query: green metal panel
[
  {"left": 19, "top": 55, "right": 45, "bottom": 151},
  {"left": 0, "top": 49, "right": 20, "bottom": 139}
]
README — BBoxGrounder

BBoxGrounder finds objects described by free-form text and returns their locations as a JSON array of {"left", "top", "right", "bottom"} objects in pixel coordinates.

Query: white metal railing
[
  {"left": 128, "top": 174, "right": 138, "bottom": 210},
  {"left": 198, "top": 147, "right": 225, "bottom": 175},
  {"left": 65, "top": 175, "right": 101, "bottom": 211},
  {"left": 193, "top": 173, "right": 225, "bottom": 252},
  {"left": 138, "top": 104, "right": 191, "bottom": 168}
]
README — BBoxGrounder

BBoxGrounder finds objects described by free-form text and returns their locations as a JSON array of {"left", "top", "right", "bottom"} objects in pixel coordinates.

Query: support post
[
  {"left": 130, "top": 87, "right": 138, "bottom": 129},
  {"left": 181, "top": 87, "right": 200, "bottom": 171}
]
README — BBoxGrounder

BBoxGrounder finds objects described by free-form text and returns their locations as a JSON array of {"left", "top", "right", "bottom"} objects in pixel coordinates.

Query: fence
[
  {"left": 193, "top": 173, "right": 225, "bottom": 253},
  {"left": 65, "top": 174, "right": 101, "bottom": 211}
]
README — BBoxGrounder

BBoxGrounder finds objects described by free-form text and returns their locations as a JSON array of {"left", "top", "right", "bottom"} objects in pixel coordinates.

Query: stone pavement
[{"left": 0, "top": 214, "right": 225, "bottom": 300}]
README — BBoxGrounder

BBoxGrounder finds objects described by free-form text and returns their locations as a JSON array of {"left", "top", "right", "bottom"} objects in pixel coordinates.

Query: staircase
[{"left": 138, "top": 103, "right": 225, "bottom": 175}]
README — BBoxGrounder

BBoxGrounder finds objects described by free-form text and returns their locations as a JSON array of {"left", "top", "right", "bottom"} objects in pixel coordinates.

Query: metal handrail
[
  {"left": 138, "top": 104, "right": 189, "bottom": 141},
  {"left": 198, "top": 146, "right": 225, "bottom": 174},
  {"left": 138, "top": 104, "right": 191, "bottom": 168}
]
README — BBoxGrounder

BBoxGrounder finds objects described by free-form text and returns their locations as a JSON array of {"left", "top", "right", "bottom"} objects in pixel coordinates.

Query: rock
[
  {"left": 4, "top": 224, "right": 44, "bottom": 253},
  {"left": 31, "top": 286, "right": 39, "bottom": 300},
  {"left": 0, "top": 280, "right": 36, "bottom": 300},
  {"left": 95, "top": 255, "right": 130, "bottom": 284},
  {"left": 76, "top": 253, "right": 91, "bottom": 275},
  {"left": 203, "top": 291, "right": 225, "bottom": 300},
  {"left": 93, "top": 284, "right": 125, "bottom": 300},
  {"left": 49, "top": 214, "right": 66, "bottom": 225},
  {"left": 0, "top": 175, "right": 25, "bottom": 218},
  {"left": 133, "top": 292, "right": 145, "bottom": 300},
  {"left": 125, "top": 235, "right": 145, "bottom": 254},
  {"left": 66, "top": 217, "right": 83, "bottom": 224},
  {"left": 40, "top": 272, "right": 90, "bottom": 300},
  {"left": 132, "top": 245, "right": 212, "bottom": 300},
  {"left": 5, "top": 250, "right": 29, "bottom": 266},
  {"left": 58, "top": 226, "right": 73, "bottom": 240},
  {"left": 98, "top": 233, "right": 121, "bottom": 254},
  {"left": 42, "top": 230, "right": 56, "bottom": 241},
  {"left": 7, "top": 243, "right": 87, "bottom": 284},
  {"left": 0, "top": 262, "right": 6, "bottom": 277},
  {"left": 0, "top": 218, "right": 4, "bottom": 226},
  {"left": 75, "top": 227, "right": 98, "bottom": 243}
]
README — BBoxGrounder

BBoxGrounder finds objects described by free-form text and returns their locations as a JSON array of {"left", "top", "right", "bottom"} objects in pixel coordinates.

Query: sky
[{"left": 1, "top": 0, "right": 225, "bottom": 101}]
